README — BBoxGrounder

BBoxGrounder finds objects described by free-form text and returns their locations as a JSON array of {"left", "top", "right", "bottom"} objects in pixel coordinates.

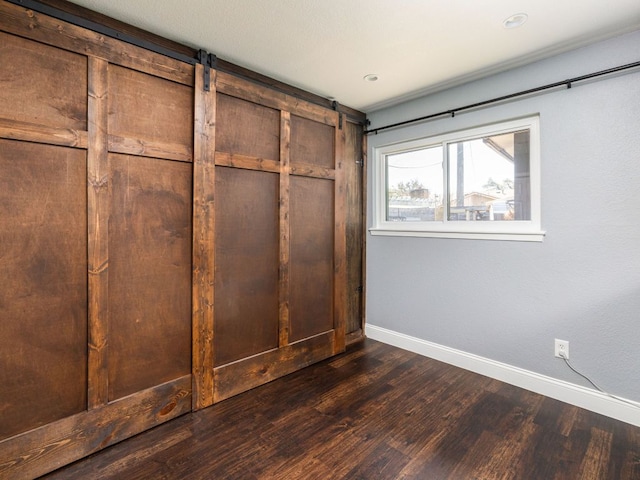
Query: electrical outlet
[{"left": 555, "top": 339, "right": 569, "bottom": 359}]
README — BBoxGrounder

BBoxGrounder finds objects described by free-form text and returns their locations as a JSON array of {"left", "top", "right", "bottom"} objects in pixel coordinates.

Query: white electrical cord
[{"left": 558, "top": 352, "right": 640, "bottom": 408}]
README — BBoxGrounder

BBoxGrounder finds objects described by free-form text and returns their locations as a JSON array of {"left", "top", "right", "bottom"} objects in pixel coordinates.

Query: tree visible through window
[{"left": 374, "top": 116, "right": 543, "bottom": 241}]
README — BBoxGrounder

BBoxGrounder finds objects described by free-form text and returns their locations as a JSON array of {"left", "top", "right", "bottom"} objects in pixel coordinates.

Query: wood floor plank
[
  {"left": 40, "top": 339, "right": 640, "bottom": 480},
  {"left": 447, "top": 429, "right": 505, "bottom": 480},
  {"left": 614, "top": 419, "right": 640, "bottom": 479},
  {"left": 578, "top": 428, "right": 614, "bottom": 480},
  {"left": 343, "top": 441, "right": 411, "bottom": 480}
]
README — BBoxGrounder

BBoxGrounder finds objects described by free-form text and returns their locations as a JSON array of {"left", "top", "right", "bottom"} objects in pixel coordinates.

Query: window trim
[{"left": 370, "top": 116, "right": 545, "bottom": 242}]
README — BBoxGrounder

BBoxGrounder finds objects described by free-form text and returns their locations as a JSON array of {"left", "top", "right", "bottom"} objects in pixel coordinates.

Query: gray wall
[{"left": 366, "top": 30, "right": 640, "bottom": 401}]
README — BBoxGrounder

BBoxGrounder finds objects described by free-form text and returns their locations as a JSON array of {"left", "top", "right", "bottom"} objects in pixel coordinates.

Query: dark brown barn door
[
  {"left": 0, "top": 4, "right": 194, "bottom": 478},
  {"left": 344, "top": 120, "right": 366, "bottom": 342},
  {"left": 198, "top": 72, "right": 347, "bottom": 402}
]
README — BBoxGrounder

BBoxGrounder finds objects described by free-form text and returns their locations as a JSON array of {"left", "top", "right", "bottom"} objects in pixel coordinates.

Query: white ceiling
[{"left": 70, "top": 0, "right": 640, "bottom": 112}]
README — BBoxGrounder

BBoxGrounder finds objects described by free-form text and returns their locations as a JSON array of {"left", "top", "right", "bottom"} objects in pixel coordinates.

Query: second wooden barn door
[{"left": 204, "top": 72, "right": 346, "bottom": 402}]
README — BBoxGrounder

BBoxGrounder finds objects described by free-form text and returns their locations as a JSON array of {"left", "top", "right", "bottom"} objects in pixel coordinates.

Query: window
[{"left": 372, "top": 116, "right": 544, "bottom": 241}]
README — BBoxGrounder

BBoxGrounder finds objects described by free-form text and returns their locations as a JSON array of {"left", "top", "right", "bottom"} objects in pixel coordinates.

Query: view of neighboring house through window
[
  {"left": 447, "top": 129, "right": 530, "bottom": 222},
  {"left": 374, "top": 116, "right": 543, "bottom": 241}
]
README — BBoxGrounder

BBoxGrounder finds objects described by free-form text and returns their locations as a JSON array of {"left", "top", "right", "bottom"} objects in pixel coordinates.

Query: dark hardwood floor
[{"left": 41, "top": 339, "right": 640, "bottom": 479}]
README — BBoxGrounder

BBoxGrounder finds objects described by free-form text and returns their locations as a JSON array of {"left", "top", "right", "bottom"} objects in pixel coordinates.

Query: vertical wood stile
[
  {"left": 333, "top": 115, "right": 347, "bottom": 353},
  {"left": 360, "top": 129, "right": 368, "bottom": 336},
  {"left": 279, "top": 111, "right": 291, "bottom": 348},
  {"left": 343, "top": 121, "right": 365, "bottom": 343},
  {"left": 87, "top": 56, "right": 110, "bottom": 409},
  {"left": 192, "top": 64, "right": 216, "bottom": 410}
]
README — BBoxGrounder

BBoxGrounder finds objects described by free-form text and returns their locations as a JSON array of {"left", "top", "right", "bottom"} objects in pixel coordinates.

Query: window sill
[{"left": 369, "top": 228, "right": 546, "bottom": 242}]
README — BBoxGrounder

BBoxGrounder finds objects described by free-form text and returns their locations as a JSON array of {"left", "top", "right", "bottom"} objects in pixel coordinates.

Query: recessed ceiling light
[
  {"left": 503, "top": 13, "right": 528, "bottom": 29},
  {"left": 363, "top": 74, "right": 379, "bottom": 82}
]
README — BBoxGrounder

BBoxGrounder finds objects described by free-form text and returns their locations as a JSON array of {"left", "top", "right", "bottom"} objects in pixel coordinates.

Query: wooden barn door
[
  {"left": 344, "top": 120, "right": 366, "bottom": 343},
  {"left": 0, "top": 4, "right": 194, "bottom": 477},
  {"left": 195, "top": 72, "right": 347, "bottom": 402}
]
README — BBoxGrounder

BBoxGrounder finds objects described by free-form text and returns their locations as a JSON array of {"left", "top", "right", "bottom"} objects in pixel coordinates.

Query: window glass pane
[
  {"left": 386, "top": 146, "right": 443, "bottom": 222},
  {"left": 447, "top": 130, "right": 530, "bottom": 221}
]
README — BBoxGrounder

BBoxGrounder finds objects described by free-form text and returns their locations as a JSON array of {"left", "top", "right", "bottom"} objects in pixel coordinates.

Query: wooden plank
[
  {"left": 279, "top": 111, "right": 291, "bottom": 348},
  {"left": 213, "top": 167, "right": 280, "bottom": 366},
  {"left": 333, "top": 122, "right": 347, "bottom": 354},
  {"left": 0, "top": 376, "right": 191, "bottom": 480},
  {"left": 0, "top": 140, "right": 88, "bottom": 442},
  {"left": 0, "top": 30, "right": 87, "bottom": 131},
  {"left": 108, "top": 134, "right": 193, "bottom": 163},
  {"left": 107, "top": 154, "right": 192, "bottom": 401},
  {"left": 0, "top": 118, "right": 87, "bottom": 148},
  {"left": 289, "top": 163, "right": 336, "bottom": 180},
  {"left": 0, "top": 2, "right": 194, "bottom": 86},
  {"left": 215, "top": 92, "right": 280, "bottom": 162},
  {"left": 289, "top": 176, "right": 335, "bottom": 343},
  {"left": 214, "top": 151, "right": 280, "bottom": 173},
  {"left": 344, "top": 122, "right": 364, "bottom": 338},
  {"left": 346, "top": 329, "right": 364, "bottom": 345},
  {"left": 360, "top": 131, "right": 368, "bottom": 337},
  {"left": 108, "top": 65, "right": 194, "bottom": 160},
  {"left": 192, "top": 64, "right": 216, "bottom": 411},
  {"left": 213, "top": 332, "right": 335, "bottom": 402},
  {"left": 216, "top": 71, "right": 339, "bottom": 127},
  {"left": 578, "top": 428, "right": 614, "bottom": 480},
  {"left": 290, "top": 114, "right": 335, "bottom": 169},
  {"left": 87, "top": 56, "right": 110, "bottom": 409}
]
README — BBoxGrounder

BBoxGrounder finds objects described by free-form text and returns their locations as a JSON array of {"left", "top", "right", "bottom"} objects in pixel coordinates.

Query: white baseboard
[{"left": 366, "top": 324, "right": 640, "bottom": 427}]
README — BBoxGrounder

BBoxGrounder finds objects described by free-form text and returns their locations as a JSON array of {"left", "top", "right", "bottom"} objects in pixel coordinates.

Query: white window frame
[{"left": 371, "top": 116, "right": 545, "bottom": 242}]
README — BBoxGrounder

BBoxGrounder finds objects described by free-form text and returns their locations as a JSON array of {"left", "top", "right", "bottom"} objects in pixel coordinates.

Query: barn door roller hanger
[{"left": 197, "top": 50, "right": 217, "bottom": 91}]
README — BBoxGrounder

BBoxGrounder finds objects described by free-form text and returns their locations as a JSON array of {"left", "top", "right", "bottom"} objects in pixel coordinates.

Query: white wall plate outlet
[{"left": 555, "top": 339, "right": 569, "bottom": 359}]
